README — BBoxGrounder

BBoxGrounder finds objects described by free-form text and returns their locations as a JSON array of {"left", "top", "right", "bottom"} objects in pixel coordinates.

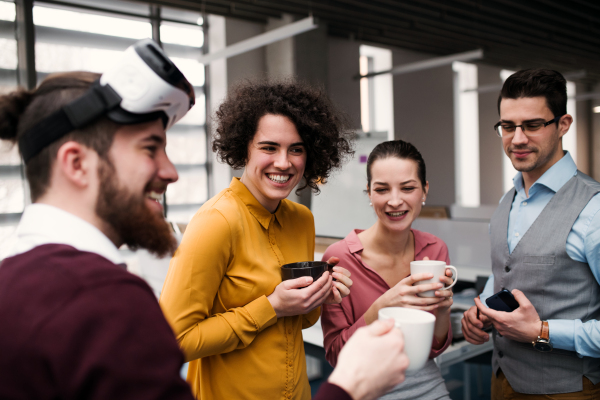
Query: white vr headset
[{"left": 19, "top": 38, "right": 195, "bottom": 163}]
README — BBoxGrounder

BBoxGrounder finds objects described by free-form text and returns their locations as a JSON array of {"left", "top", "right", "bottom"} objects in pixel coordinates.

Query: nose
[
  {"left": 387, "top": 189, "right": 403, "bottom": 207},
  {"left": 157, "top": 151, "right": 179, "bottom": 184},
  {"left": 511, "top": 125, "right": 529, "bottom": 146},
  {"left": 273, "top": 150, "right": 292, "bottom": 170}
]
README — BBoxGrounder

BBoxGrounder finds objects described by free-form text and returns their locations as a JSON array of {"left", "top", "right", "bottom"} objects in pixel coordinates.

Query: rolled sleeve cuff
[
  {"left": 244, "top": 295, "right": 278, "bottom": 332},
  {"left": 548, "top": 319, "right": 577, "bottom": 354},
  {"left": 430, "top": 319, "right": 452, "bottom": 358}
]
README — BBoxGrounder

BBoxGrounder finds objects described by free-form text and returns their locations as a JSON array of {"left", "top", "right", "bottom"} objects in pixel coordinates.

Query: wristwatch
[{"left": 532, "top": 321, "right": 552, "bottom": 352}]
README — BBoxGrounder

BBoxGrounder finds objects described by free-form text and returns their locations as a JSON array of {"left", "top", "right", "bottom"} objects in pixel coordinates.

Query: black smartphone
[{"left": 485, "top": 289, "right": 519, "bottom": 312}]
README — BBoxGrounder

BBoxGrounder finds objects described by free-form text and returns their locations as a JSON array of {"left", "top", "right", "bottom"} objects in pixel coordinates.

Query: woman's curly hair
[{"left": 212, "top": 79, "right": 355, "bottom": 194}]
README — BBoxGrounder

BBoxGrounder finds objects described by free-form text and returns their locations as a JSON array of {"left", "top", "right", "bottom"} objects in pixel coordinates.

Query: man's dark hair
[
  {"left": 498, "top": 69, "right": 567, "bottom": 120},
  {"left": 0, "top": 71, "right": 118, "bottom": 201},
  {"left": 212, "top": 79, "right": 354, "bottom": 194}
]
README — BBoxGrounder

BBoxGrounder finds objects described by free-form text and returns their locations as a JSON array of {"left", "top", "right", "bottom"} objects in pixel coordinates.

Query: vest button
[
  {"left": 498, "top": 351, "right": 504, "bottom": 358},
  {"left": 504, "top": 265, "right": 511, "bottom": 272}
]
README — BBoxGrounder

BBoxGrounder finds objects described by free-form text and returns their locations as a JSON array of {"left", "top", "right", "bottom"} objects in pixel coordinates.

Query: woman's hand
[
  {"left": 380, "top": 273, "right": 446, "bottom": 311},
  {"left": 323, "top": 257, "right": 353, "bottom": 305},
  {"left": 363, "top": 272, "right": 445, "bottom": 325},
  {"left": 433, "top": 268, "right": 454, "bottom": 315},
  {"left": 267, "top": 272, "right": 333, "bottom": 318}
]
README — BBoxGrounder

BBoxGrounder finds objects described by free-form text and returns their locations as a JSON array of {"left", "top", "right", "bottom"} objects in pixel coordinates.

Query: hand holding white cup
[
  {"left": 378, "top": 307, "right": 436, "bottom": 372},
  {"left": 410, "top": 260, "right": 457, "bottom": 298}
]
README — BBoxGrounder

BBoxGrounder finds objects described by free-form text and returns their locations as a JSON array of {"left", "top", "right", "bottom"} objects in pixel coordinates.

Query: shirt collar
[
  {"left": 345, "top": 228, "right": 436, "bottom": 256},
  {"left": 512, "top": 151, "right": 577, "bottom": 195},
  {"left": 229, "top": 178, "right": 277, "bottom": 229},
  {"left": 12, "top": 203, "right": 123, "bottom": 264}
]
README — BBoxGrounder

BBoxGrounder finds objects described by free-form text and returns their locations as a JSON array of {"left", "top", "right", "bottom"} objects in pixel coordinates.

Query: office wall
[
  {"left": 575, "top": 81, "right": 591, "bottom": 176},
  {"left": 478, "top": 64, "right": 505, "bottom": 205},
  {"left": 225, "top": 17, "right": 266, "bottom": 85},
  {"left": 392, "top": 49, "right": 456, "bottom": 207},
  {"left": 327, "top": 37, "right": 361, "bottom": 130}
]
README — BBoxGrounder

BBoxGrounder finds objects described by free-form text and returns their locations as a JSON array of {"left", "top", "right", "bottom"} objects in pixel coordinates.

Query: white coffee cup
[
  {"left": 410, "top": 260, "right": 458, "bottom": 297},
  {"left": 378, "top": 307, "right": 436, "bottom": 372}
]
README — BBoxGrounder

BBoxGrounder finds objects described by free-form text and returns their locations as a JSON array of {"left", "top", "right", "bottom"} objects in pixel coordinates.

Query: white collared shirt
[{"left": 6, "top": 203, "right": 123, "bottom": 265}]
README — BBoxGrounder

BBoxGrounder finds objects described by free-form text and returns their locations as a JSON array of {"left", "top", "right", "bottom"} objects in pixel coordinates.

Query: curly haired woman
[{"left": 159, "top": 80, "right": 355, "bottom": 400}]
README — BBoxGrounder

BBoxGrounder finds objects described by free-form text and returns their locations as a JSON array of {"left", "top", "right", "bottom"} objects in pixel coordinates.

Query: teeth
[
  {"left": 268, "top": 174, "right": 290, "bottom": 183},
  {"left": 147, "top": 191, "right": 163, "bottom": 201},
  {"left": 388, "top": 211, "right": 407, "bottom": 217}
]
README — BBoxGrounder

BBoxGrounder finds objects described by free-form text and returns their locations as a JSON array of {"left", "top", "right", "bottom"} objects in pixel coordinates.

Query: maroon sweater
[{"left": 0, "top": 244, "right": 194, "bottom": 400}]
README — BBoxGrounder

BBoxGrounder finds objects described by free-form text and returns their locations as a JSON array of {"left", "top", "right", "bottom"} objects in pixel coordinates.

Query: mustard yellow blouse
[{"left": 160, "top": 178, "right": 319, "bottom": 400}]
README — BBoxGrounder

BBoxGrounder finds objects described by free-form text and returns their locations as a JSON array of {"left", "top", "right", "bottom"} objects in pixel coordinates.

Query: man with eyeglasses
[{"left": 461, "top": 69, "right": 600, "bottom": 399}]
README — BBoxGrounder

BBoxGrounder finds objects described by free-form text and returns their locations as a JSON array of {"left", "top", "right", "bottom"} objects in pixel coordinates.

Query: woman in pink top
[{"left": 321, "top": 140, "right": 453, "bottom": 400}]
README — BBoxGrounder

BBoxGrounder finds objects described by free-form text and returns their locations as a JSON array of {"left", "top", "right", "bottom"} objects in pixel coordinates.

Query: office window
[
  {"left": 453, "top": 61, "right": 480, "bottom": 207},
  {"left": 160, "top": 7, "right": 207, "bottom": 223},
  {"left": 0, "top": 0, "right": 208, "bottom": 240},
  {"left": 0, "top": 0, "right": 22, "bottom": 259},
  {"left": 359, "top": 45, "right": 394, "bottom": 139}
]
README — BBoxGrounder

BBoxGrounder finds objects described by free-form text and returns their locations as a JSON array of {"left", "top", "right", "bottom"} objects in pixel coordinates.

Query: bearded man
[{"left": 0, "top": 40, "right": 195, "bottom": 400}]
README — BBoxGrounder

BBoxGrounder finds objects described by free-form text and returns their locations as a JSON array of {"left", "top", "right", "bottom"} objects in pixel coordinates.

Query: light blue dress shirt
[{"left": 480, "top": 152, "right": 600, "bottom": 358}]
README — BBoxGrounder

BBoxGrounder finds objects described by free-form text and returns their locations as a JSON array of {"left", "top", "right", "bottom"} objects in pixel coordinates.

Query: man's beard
[{"left": 95, "top": 159, "right": 177, "bottom": 258}]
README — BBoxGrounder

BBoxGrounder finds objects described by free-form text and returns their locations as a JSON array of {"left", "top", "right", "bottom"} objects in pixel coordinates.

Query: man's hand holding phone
[{"left": 475, "top": 289, "right": 543, "bottom": 344}]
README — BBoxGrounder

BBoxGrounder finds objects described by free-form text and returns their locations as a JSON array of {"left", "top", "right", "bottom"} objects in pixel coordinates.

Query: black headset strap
[{"left": 19, "top": 81, "right": 122, "bottom": 163}]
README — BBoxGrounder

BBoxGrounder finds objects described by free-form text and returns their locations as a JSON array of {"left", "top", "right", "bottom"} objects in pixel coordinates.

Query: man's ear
[
  {"left": 558, "top": 114, "right": 573, "bottom": 139},
  {"left": 55, "top": 141, "right": 97, "bottom": 188}
]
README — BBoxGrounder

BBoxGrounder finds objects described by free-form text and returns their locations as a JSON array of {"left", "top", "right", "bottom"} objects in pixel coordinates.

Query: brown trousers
[{"left": 492, "top": 370, "right": 600, "bottom": 400}]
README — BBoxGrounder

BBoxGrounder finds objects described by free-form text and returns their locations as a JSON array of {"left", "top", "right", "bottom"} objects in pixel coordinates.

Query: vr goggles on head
[{"left": 19, "top": 38, "right": 195, "bottom": 163}]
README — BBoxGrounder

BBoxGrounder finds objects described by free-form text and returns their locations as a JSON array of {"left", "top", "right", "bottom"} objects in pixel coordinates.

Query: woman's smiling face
[
  {"left": 368, "top": 157, "right": 428, "bottom": 232},
  {"left": 240, "top": 114, "right": 307, "bottom": 212}
]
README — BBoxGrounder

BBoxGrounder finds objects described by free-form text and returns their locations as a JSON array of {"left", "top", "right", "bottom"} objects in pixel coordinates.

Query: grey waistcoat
[{"left": 490, "top": 171, "right": 600, "bottom": 394}]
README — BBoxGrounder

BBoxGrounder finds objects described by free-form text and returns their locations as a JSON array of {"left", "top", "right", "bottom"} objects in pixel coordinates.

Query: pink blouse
[{"left": 321, "top": 229, "right": 453, "bottom": 367}]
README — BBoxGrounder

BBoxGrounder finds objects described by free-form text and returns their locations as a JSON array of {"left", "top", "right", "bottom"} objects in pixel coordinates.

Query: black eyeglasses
[{"left": 494, "top": 115, "right": 564, "bottom": 138}]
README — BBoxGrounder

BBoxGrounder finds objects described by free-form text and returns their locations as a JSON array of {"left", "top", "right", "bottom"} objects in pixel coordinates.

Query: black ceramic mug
[{"left": 281, "top": 261, "right": 333, "bottom": 282}]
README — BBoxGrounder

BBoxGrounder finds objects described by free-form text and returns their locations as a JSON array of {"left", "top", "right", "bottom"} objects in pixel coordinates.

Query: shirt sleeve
[
  {"left": 39, "top": 282, "right": 194, "bottom": 400},
  {"left": 549, "top": 197, "right": 600, "bottom": 357},
  {"left": 303, "top": 307, "right": 321, "bottom": 329},
  {"left": 320, "top": 246, "right": 367, "bottom": 368},
  {"left": 159, "top": 208, "right": 277, "bottom": 362},
  {"left": 313, "top": 382, "right": 352, "bottom": 400},
  {"left": 479, "top": 275, "right": 495, "bottom": 304}
]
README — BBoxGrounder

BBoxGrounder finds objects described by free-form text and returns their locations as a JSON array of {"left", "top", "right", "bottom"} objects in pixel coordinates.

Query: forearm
[
  {"left": 433, "top": 308, "right": 450, "bottom": 348},
  {"left": 178, "top": 295, "right": 277, "bottom": 362}
]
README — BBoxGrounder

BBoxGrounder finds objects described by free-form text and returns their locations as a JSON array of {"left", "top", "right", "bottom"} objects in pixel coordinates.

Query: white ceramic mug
[
  {"left": 378, "top": 307, "right": 436, "bottom": 372},
  {"left": 410, "top": 260, "right": 458, "bottom": 297}
]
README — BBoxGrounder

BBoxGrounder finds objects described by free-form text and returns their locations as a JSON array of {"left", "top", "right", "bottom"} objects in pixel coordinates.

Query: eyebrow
[
  {"left": 141, "top": 134, "right": 165, "bottom": 145},
  {"left": 373, "top": 179, "right": 417, "bottom": 186},
  {"left": 500, "top": 118, "right": 547, "bottom": 124},
  {"left": 257, "top": 141, "right": 305, "bottom": 147}
]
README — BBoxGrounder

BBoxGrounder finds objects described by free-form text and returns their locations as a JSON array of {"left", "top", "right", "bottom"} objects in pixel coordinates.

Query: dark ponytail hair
[
  {"left": 0, "top": 71, "right": 118, "bottom": 201},
  {"left": 0, "top": 89, "right": 33, "bottom": 142},
  {"left": 366, "top": 140, "right": 427, "bottom": 190}
]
